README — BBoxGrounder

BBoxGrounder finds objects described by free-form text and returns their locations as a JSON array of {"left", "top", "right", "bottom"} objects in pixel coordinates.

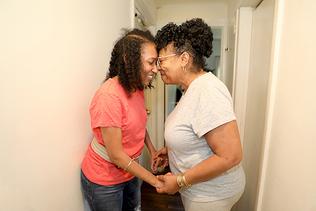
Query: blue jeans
[{"left": 81, "top": 171, "right": 141, "bottom": 211}]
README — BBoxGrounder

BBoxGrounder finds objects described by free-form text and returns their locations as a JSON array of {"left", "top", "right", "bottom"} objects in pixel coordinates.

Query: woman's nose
[{"left": 152, "top": 64, "right": 159, "bottom": 73}]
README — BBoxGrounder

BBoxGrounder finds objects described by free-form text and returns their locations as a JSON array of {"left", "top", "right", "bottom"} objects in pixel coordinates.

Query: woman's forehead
[{"left": 141, "top": 42, "right": 157, "bottom": 57}]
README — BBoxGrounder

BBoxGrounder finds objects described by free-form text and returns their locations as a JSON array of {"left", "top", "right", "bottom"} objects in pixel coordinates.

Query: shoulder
[
  {"left": 97, "top": 77, "right": 127, "bottom": 98},
  {"left": 202, "top": 73, "right": 230, "bottom": 95},
  {"left": 90, "top": 78, "right": 127, "bottom": 107},
  {"left": 190, "top": 73, "right": 225, "bottom": 93},
  {"left": 190, "top": 73, "right": 233, "bottom": 105}
]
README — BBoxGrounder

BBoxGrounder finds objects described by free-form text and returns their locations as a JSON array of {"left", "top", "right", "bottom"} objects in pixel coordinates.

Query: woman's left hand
[{"left": 151, "top": 147, "right": 169, "bottom": 173}]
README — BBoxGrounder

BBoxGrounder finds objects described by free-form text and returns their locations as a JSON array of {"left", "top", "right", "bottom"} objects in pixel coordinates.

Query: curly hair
[
  {"left": 155, "top": 18, "right": 213, "bottom": 70},
  {"left": 106, "top": 29, "right": 155, "bottom": 94}
]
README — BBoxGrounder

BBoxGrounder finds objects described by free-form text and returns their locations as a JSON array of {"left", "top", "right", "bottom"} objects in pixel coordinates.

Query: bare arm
[
  {"left": 157, "top": 120, "right": 242, "bottom": 194},
  {"left": 144, "top": 129, "right": 157, "bottom": 157},
  {"left": 184, "top": 120, "right": 242, "bottom": 185},
  {"left": 101, "top": 127, "right": 161, "bottom": 187}
]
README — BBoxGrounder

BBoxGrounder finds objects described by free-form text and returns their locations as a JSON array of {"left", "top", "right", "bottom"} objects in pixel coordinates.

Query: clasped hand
[
  {"left": 155, "top": 173, "right": 180, "bottom": 194},
  {"left": 151, "top": 147, "right": 169, "bottom": 174},
  {"left": 151, "top": 147, "right": 179, "bottom": 195}
]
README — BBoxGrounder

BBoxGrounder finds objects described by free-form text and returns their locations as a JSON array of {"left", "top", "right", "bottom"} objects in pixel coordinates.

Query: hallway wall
[
  {"left": 257, "top": 0, "right": 316, "bottom": 210},
  {"left": 0, "top": 1, "right": 131, "bottom": 210}
]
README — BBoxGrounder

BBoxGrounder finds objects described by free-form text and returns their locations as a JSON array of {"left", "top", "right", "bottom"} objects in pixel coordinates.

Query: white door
[{"left": 232, "top": 0, "right": 276, "bottom": 210}]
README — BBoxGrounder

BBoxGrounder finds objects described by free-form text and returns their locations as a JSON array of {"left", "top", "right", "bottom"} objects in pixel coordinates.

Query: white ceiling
[
  {"left": 154, "top": 0, "right": 227, "bottom": 7},
  {"left": 154, "top": 0, "right": 261, "bottom": 8},
  {"left": 238, "top": 0, "right": 262, "bottom": 7}
]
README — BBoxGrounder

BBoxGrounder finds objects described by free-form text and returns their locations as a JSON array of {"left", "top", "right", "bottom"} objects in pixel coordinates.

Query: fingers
[
  {"left": 151, "top": 158, "right": 158, "bottom": 173},
  {"left": 154, "top": 147, "right": 167, "bottom": 159},
  {"left": 154, "top": 180, "right": 164, "bottom": 189},
  {"left": 165, "top": 172, "right": 172, "bottom": 176},
  {"left": 156, "top": 186, "right": 164, "bottom": 194},
  {"left": 151, "top": 156, "right": 169, "bottom": 173},
  {"left": 161, "top": 158, "right": 169, "bottom": 169},
  {"left": 156, "top": 147, "right": 166, "bottom": 154},
  {"left": 151, "top": 157, "right": 162, "bottom": 173},
  {"left": 155, "top": 176, "right": 165, "bottom": 194},
  {"left": 155, "top": 177, "right": 167, "bottom": 194},
  {"left": 155, "top": 173, "right": 178, "bottom": 195},
  {"left": 155, "top": 184, "right": 176, "bottom": 195},
  {"left": 151, "top": 156, "right": 162, "bottom": 171},
  {"left": 156, "top": 173, "right": 172, "bottom": 182},
  {"left": 157, "top": 175, "right": 165, "bottom": 182}
]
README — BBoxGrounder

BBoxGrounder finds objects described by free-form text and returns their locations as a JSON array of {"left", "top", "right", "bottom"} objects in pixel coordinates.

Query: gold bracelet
[
  {"left": 124, "top": 159, "right": 134, "bottom": 171},
  {"left": 176, "top": 175, "right": 185, "bottom": 188},
  {"left": 182, "top": 175, "right": 192, "bottom": 188},
  {"left": 176, "top": 174, "right": 192, "bottom": 189}
]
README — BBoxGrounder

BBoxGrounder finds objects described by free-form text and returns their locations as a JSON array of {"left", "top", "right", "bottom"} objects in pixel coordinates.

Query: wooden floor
[{"left": 141, "top": 182, "right": 185, "bottom": 211}]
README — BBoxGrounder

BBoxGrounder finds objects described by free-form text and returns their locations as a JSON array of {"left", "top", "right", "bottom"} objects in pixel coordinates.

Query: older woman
[{"left": 154, "top": 18, "right": 245, "bottom": 211}]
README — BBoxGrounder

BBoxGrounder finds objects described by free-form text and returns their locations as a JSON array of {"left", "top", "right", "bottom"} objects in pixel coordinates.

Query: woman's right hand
[
  {"left": 151, "top": 147, "right": 169, "bottom": 173},
  {"left": 154, "top": 178, "right": 164, "bottom": 189},
  {"left": 156, "top": 172, "right": 179, "bottom": 195}
]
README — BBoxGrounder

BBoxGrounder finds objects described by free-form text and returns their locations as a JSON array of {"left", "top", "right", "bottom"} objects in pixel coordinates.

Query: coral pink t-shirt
[{"left": 81, "top": 77, "right": 147, "bottom": 185}]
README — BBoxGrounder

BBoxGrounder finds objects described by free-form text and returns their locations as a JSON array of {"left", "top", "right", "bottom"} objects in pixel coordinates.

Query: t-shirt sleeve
[
  {"left": 192, "top": 85, "right": 236, "bottom": 138},
  {"left": 89, "top": 92, "right": 123, "bottom": 130}
]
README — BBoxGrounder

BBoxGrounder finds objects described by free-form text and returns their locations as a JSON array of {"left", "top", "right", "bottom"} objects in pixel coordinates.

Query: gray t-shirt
[{"left": 165, "top": 72, "right": 245, "bottom": 202}]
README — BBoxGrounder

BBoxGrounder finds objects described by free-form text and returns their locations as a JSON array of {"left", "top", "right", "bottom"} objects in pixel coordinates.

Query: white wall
[
  {"left": 257, "top": 0, "right": 316, "bottom": 210},
  {"left": 0, "top": 0, "right": 131, "bottom": 210}
]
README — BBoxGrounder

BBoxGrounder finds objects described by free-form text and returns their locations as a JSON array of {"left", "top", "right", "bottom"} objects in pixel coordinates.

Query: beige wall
[
  {"left": 156, "top": 1, "right": 228, "bottom": 26},
  {"left": 0, "top": 0, "right": 131, "bottom": 210},
  {"left": 257, "top": 0, "right": 316, "bottom": 210}
]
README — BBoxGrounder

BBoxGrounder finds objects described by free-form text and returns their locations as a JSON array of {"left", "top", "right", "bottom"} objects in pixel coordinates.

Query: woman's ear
[{"left": 180, "top": 52, "right": 190, "bottom": 67}]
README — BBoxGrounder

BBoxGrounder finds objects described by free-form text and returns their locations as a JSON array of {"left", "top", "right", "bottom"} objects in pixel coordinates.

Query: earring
[{"left": 182, "top": 66, "right": 186, "bottom": 71}]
